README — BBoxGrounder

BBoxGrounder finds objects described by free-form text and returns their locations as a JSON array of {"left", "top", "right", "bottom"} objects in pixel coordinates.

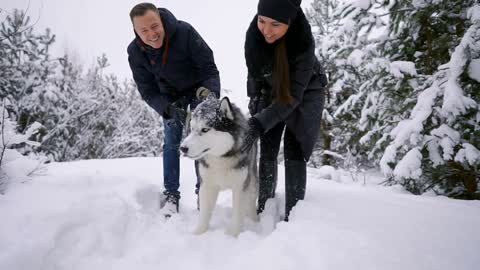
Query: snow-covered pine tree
[
  {"left": 0, "top": 99, "right": 45, "bottom": 194},
  {"left": 103, "top": 80, "right": 163, "bottom": 158},
  {"left": 307, "top": 0, "right": 389, "bottom": 168},
  {"left": 1, "top": 9, "right": 164, "bottom": 162},
  {"left": 41, "top": 54, "right": 84, "bottom": 160},
  {"left": 0, "top": 9, "right": 62, "bottom": 157},
  {"left": 306, "top": 0, "right": 339, "bottom": 167},
  {"left": 380, "top": 1, "right": 480, "bottom": 198},
  {"left": 68, "top": 54, "right": 120, "bottom": 160},
  {"left": 65, "top": 54, "right": 163, "bottom": 160}
]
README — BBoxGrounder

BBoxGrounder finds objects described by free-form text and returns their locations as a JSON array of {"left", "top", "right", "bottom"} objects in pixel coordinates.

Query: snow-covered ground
[{"left": 1, "top": 157, "right": 479, "bottom": 270}]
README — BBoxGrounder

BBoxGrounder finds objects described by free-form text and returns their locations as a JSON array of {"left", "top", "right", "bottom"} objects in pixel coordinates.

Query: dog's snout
[{"left": 180, "top": 146, "right": 188, "bottom": 154}]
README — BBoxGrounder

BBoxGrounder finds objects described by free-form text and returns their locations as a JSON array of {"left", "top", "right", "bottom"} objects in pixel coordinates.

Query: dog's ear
[{"left": 220, "top": 97, "right": 234, "bottom": 120}]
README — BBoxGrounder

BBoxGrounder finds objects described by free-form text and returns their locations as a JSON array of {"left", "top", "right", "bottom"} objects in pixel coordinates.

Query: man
[{"left": 128, "top": 2, "right": 220, "bottom": 217}]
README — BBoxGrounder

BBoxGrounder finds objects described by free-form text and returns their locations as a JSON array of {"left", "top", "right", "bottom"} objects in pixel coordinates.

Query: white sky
[{"left": 1, "top": 0, "right": 313, "bottom": 107}]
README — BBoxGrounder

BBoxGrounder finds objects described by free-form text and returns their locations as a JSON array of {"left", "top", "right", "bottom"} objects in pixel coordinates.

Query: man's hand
[
  {"left": 241, "top": 117, "right": 264, "bottom": 153},
  {"left": 166, "top": 103, "right": 187, "bottom": 124}
]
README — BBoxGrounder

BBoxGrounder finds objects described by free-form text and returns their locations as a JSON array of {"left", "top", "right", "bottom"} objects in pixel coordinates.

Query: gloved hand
[
  {"left": 241, "top": 117, "right": 264, "bottom": 153},
  {"left": 248, "top": 97, "right": 259, "bottom": 115},
  {"left": 171, "top": 96, "right": 190, "bottom": 108},
  {"left": 248, "top": 92, "right": 269, "bottom": 116},
  {"left": 196, "top": 86, "right": 212, "bottom": 101},
  {"left": 166, "top": 103, "right": 187, "bottom": 124}
]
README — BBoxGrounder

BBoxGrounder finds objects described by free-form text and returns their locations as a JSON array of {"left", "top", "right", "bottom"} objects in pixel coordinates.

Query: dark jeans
[
  {"left": 260, "top": 122, "right": 304, "bottom": 162},
  {"left": 162, "top": 97, "right": 201, "bottom": 197}
]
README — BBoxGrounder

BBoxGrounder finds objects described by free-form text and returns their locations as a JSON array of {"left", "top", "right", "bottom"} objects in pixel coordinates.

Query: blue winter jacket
[{"left": 128, "top": 8, "right": 220, "bottom": 118}]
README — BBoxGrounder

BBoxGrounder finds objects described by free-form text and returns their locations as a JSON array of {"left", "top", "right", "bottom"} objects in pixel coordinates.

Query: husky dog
[{"left": 180, "top": 97, "right": 258, "bottom": 236}]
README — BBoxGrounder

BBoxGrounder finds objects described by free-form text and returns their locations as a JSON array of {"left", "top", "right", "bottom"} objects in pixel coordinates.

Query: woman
[{"left": 241, "top": 0, "right": 327, "bottom": 221}]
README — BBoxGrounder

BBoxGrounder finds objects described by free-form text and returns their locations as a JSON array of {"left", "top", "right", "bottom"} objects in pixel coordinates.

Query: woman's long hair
[{"left": 272, "top": 37, "right": 292, "bottom": 104}]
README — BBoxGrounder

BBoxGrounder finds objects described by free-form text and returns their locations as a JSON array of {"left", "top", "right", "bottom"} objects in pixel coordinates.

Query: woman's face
[{"left": 257, "top": 15, "right": 289, "bottom": 44}]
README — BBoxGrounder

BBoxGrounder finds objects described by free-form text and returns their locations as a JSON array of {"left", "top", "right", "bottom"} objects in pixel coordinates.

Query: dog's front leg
[
  {"left": 226, "top": 187, "right": 245, "bottom": 237},
  {"left": 193, "top": 183, "right": 219, "bottom": 235},
  {"left": 246, "top": 183, "right": 259, "bottom": 222}
]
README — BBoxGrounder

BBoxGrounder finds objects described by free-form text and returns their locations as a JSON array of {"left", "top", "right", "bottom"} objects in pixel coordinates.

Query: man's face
[{"left": 132, "top": 10, "right": 165, "bottom": 49}]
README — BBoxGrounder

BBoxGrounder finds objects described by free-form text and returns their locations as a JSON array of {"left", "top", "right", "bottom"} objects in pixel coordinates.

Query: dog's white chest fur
[
  {"left": 194, "top": 154, "right": 257, "bottom": 236},
  {"left": 199, "top": 156, "right": 247, "bottom": 190}
]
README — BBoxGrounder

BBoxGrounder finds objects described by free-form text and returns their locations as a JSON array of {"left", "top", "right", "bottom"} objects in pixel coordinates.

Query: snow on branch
[
  {"left": 441, "top": 13, "right": 478, "bottom": 122},
  {"left": 380, "top": 5, "right": 480, "bottom": 179}
]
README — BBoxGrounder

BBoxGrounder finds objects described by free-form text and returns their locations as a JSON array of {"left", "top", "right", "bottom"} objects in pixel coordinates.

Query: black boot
[
  {"left": 161, "top": 191, "right": 180, "bottom": 218},
  {"left": 257, "top": 159, "right": 278, "bottom": 214},
  {"left": 284, "top": 160, "right": 306, "bottom": 221}
]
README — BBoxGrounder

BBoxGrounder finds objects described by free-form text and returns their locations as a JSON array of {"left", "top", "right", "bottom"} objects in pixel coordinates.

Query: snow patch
[
  {"left": 431, "top": 125, "right": 461, "bottom": 160},
  {"left": 347, "top": 49, "right": 365, "bottom": 67},
  {"left": 2, "top": 158, "right": 480, "bottom": 270},
  {"left": 441, "top": 20, "right": 478, "bottom": 120},
  {"left": 393, "top": 148, "right": 422, "bottom": 180},
  {"left": 468, "top": 4, "right": 480, "bottom": 22},
  {"left": 455, "top": 143, "right": 480, "bottom": 166},
  {"left": 352, "top": 0, "right": 372, "bottom": 10},
  {"left": 389, "top": 61, "right": 417, "bottom": 78},
  {"left": 468, "top": 58, "right": 480, "bottom": 82},
  {"left": 426, "top": 138, "right": 444, "bottom": 166},
  {"left": 412, "top": 0, "right": 427, "bottom": 8},
  {"left": 317, "top": 166, "right": 341, "bottom": 182}
]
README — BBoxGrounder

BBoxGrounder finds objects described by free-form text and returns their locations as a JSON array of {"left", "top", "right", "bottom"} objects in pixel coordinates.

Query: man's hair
[{"left": 129, "top": 2, "right": 159, "bottom": 22}]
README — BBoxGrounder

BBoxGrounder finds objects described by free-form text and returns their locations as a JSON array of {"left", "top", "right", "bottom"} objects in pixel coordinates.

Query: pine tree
[
  {"left": 0, "top": 9, "right": 59, "bottom": 157},
  {"left": 308, "top": 1, "right": 479, "bottom": 198},
  {"left": 103, "top": 80, "right": 163, "bottom": 158},
  {"left": 306, "top": 0, "right": 339, "bottom": 167},
  {"left": 40, "top": 54, "right": 87, "bottom": 160},
  {"left": 1, "top": 9, "right": 164, "bottom": 162},
  {"left": 307, "top": 0, "right": 389, "bottom": 168},
  {"left": 379, "top": 1, "right": 480, "bottom": 198},
  {"left": 63, "top": 54, "right": 163, "bottom": 160},
  {"left": 0, "top": 99, "right": 45, "bottom": 194}
]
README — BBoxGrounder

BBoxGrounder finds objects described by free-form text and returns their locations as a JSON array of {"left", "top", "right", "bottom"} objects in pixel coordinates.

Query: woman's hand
[
  {"left": 248, "top": 97, "right": 259, "bottom": 115},
  {"left": 241, "top": 117, "right": 264, "bottom": 153}
]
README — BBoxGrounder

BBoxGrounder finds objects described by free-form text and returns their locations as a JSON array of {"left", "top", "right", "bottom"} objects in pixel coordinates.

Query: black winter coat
[
  {"left": 128, "top": 8, "right": 220, "bottom": 118},
  {"left": 245, "top": 10, "right": 327, "bottom": 160}
]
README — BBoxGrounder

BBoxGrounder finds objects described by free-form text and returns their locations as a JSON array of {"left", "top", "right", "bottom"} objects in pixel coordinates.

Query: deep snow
[{"left": 1, "top": 157, "right": 479, "bottom": 270}]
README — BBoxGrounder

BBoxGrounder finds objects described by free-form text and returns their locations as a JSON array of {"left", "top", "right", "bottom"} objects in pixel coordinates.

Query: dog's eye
[{"left": 201, "top": 128, "right": 210, "bottom": 133}]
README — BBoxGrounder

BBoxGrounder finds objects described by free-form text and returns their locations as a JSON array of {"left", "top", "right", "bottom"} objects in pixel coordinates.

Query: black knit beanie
[{"left": 257, "top": 0, "right": 301, "bottom": 25}]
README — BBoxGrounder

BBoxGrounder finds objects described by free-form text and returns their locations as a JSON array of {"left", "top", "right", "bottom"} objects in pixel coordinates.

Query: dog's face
[{"left": 180, "top": 97, "right": 236, "bottom": 159}]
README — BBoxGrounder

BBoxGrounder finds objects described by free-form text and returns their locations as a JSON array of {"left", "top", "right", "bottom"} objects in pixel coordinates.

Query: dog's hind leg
[{"left": 193, "top": 183, "right": 219, "bottom": 235}]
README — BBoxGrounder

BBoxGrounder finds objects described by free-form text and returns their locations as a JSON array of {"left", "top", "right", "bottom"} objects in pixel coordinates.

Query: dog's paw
[
  {"left": 225, "top": 225, "right": 241, "bottom": 237},
  {"left": 249, "top": 213, "right": 260, "bottom": 223},
  {"left": 192, "top": 225, "right": 209, "bottom": 235}
]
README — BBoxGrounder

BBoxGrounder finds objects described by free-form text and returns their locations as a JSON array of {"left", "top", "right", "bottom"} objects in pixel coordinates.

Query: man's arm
[
  {"left": 188, "top": 26, "right": 221, "bottom": 98},
  {"left": 128, "top": 53, "right": 170, "bottom": 117}
]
